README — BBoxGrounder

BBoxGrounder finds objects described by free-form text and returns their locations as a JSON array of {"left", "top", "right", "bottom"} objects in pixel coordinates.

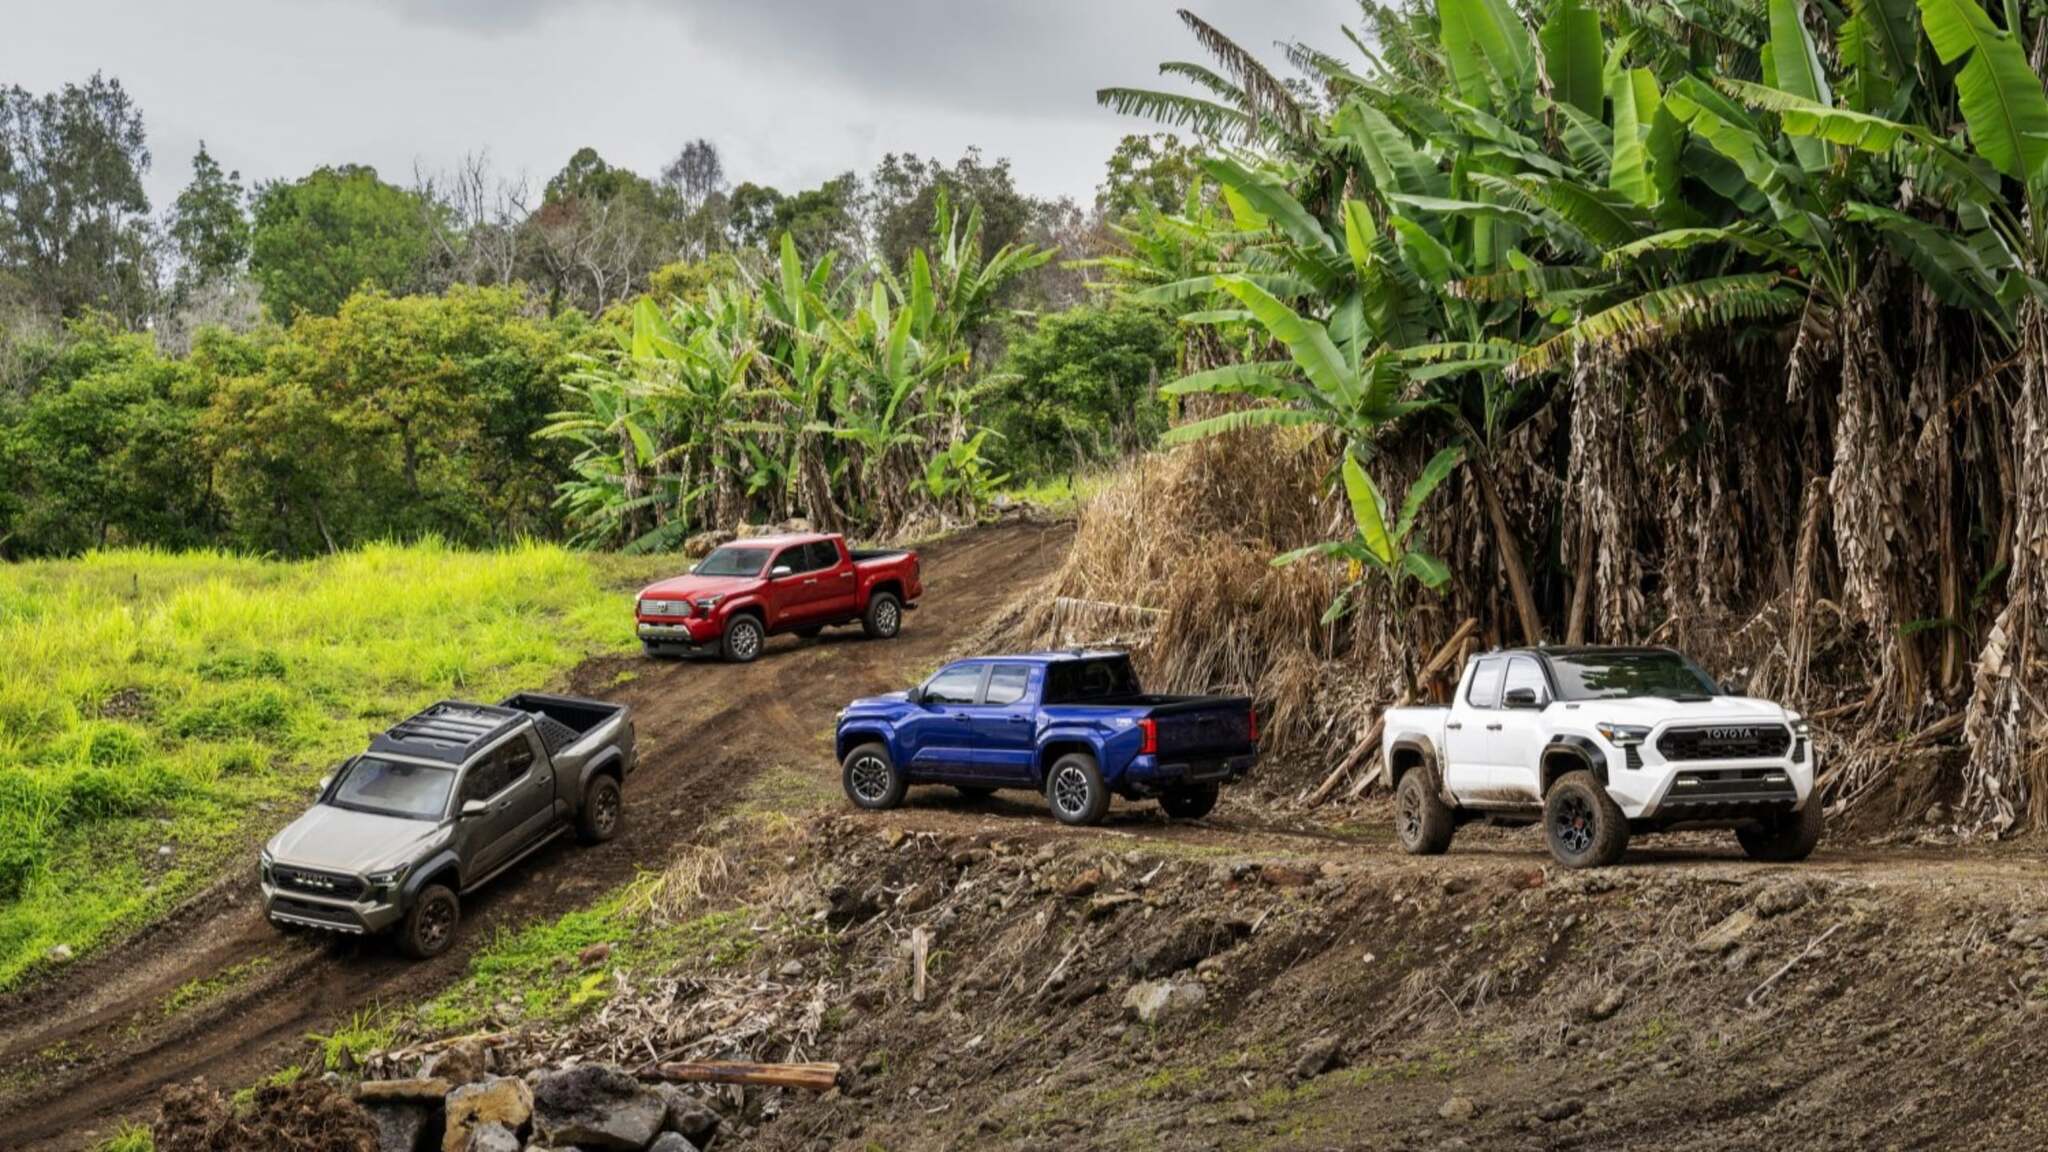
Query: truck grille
[
  {"left": 1656, "top": 724, "right": 1792, "bottom": 762},
  {"left": 1660, "top": 767, "right": 1798, "bottom": 812},
  {"left": 272, "top": 865, "right": 366, "bottom": 900}
]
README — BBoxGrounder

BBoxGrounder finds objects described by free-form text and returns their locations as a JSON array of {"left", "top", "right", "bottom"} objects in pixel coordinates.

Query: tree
[
  {"left": 1097, "top": 133, "right": 1204, "bottom": 218},
  {"left": 167, "top": 142, "right": 249, "bottom": 291},
  {"left": 991, "top": 303, "right": 1177, "bottom": 476},
  {"left": 867, "top": 150, "right": 1037, "bottom": 272},
  {"left": 248, "top": 165, "right": 434, "bottom": 319},
  {"left": 0, "top": 74, "right": 156, "bottom": 323}
]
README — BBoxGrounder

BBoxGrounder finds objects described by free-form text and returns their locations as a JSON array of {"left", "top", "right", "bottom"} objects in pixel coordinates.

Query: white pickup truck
[{"left": 1380, "top": 646, "right": 1820, "bottom": 868}]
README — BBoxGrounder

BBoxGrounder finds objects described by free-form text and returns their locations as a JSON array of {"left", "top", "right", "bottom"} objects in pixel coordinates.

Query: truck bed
[
  {"left": 849, "top": 547, "right": 911, "bottom": 563},
  {"left": 499, "top": 692, "right": 627, "bottom": 757}
]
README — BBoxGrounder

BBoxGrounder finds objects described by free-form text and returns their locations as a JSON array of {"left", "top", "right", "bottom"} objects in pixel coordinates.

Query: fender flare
[
  {"left": 1540, "top": 736, "right": 1609, "bottom": 792},
  {"left": 1382, "top": 735, "right": 1439, "bottom": 788},
  {"left": 577, "top": 748, "right": 627, "bottom": 799},
  {"left": 1033, "top": 728, "right": 1107, "bottom": 788},
  {"left": 401, "top": 848, "right": 464, "bottom": 907},
  {"left": 835, "top": 725, "right": 894, "bottom": 764}
]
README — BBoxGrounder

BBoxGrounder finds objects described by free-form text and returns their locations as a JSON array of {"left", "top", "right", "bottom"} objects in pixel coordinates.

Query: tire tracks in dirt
[{"left": 0, "top": 521, "right": 1072, "bottom": 1151}]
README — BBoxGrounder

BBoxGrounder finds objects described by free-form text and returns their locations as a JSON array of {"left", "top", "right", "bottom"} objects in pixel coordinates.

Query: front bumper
[
  {"left": 1117, "top": 750, "right": 1258, "bottom": 795},
  {"left": 1629, "top": 755, "right": 1816, "bottom": 822},
  {"left": 637, "top": 616, "right": 720, "bottom": 650},
  {"left": 260, "top": 879, "right": 405, "bottom": 935}
]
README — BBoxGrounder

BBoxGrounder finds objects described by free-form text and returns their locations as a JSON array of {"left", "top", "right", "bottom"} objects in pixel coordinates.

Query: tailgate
[{"left": 1151, "top": 698, "right": 1256, "bottom": 759}]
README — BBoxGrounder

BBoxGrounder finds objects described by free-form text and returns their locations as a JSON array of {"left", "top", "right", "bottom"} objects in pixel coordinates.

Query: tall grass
[{"left": 0, "top": 540, "right": 661, "bottom": 988}]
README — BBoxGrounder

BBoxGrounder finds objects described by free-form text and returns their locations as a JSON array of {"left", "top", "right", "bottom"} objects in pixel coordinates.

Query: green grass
[
  {"left": 0, "top": 540, "right": 667, "bottom": 988},
  {"left": 162, "top": 956, "right": 271, "bottom": 1017},
  {"left": 997, "top": 469, "right": 1113, "bottom": 514},
  {"left": 93, "top": 1124, "right": 153, "bottom": 1152}
]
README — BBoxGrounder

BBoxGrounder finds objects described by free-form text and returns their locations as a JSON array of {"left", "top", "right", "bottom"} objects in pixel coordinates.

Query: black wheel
[
  {"left": 862, "top": 592, "right": 902, "bottom": 639},
  {"left": 842, "top": 742, "right": 906, "bottom": 810},
  {"left": 797, "top": 626, "right": 825, "bottom": 639},
  {"left": 1159, "top": 782, "right": 1219, "bottom": 820},
  {"left": 1394, "top": 765, "right": 1456, "bottom": 855},
  {"left": 577, "top": 774, "right": 622, "bottom": 844},
  {"left": 400, "top": 885, "right": 460, "bottom": 959},
  {"left": 1737, "top": 800, "right": 1824, "bottom": 862},
  {"left": 722, "top": 615, "right": 765, "bottom": 663},
  {"left": 1045, "top": 753, "right": 1110, "bottom": 826},
  {"left": 955, "top": 784, "right": 998, "bottom": 801},
  {"left": 1544, "top": 771, "right": 1629, "bottom": 869}
]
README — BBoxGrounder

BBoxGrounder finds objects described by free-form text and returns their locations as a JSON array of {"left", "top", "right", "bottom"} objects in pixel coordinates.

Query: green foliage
[
  {"left": 249, "top": 165, "right": 435, "bottom": 320},
  {"left": 168, "top": 143, "right": 250, "bottom": 291},
  {"left": 988, "top": 303, "right": 1177, "bottom": 476},
  {"left": 94, "top": 1124, "right": 154, "bottom": 1152},
  {"left": 0, "top": 541, "right": 662, "bottom": 987}
]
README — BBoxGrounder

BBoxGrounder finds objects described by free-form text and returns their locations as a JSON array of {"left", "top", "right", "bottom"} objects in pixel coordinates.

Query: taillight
[
  {"left": 1248, "top": 707, "right": 1260, "bottom": 743},
  {"left": 1138, "top": 717, "right": 1158, "bottom": 755}
]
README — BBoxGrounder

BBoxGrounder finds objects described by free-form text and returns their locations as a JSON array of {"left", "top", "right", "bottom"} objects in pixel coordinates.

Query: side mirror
[
  {"left": 1503, "top": 687, "right": 1542, "bottom": 709},
  {"left": 316, "top": 775, "right": 333, "bottom": 794},
  {"left": 771, "top": 565, "right": 793, "bottom": 578},
  {"left": 904, "top": 686, "right": 925, "bottom": 705},
  {"left": 1720, "top": 678, "right": 1743, "bottom": 696},
  {"left": 460, "top": 799, "right": 490, "bottom": 819}
]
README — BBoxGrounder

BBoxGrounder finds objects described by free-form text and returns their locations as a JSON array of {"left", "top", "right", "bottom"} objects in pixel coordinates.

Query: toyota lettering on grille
[{"left": 1706, "top": 727, "right": 1757, "bottom": 741}]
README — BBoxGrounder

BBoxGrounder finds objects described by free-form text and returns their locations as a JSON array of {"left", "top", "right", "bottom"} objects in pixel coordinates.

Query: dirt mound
[{"left": 152, "top": 1078, "right": 376, "bottom": 1152}]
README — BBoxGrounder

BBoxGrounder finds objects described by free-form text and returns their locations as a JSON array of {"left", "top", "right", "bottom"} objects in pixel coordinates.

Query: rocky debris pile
[
  {"left": 355, "top": 1048, "right": 724, "bottom": 1152},
  {"left": 152, "top": 1077, "right": 378, "bottom": 1152}
]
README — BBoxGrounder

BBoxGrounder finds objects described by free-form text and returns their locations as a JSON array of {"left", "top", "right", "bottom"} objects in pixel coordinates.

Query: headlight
[
  {"left": 1789, "top": 712, "right": 1811, "bottom": 737},
  {"left": 259, "top": 849, "right": 275, "bottom": 881},
  {"left": 366, "top": 865, "right": 408, "bottom": 888},
  {"left": 695, "top": 595, "right": 725, "bottom": 615},
  {"left": 1596, "top": 723, "right": 1651, "bottom": 746}
]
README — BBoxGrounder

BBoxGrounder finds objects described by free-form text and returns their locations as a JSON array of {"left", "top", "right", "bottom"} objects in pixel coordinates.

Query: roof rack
[{"left": 370, "top": 701, "right": 526, "bottom": 765}]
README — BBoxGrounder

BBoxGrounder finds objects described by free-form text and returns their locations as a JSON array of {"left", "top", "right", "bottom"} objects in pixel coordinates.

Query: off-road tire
[
  {"left": 842, "top": 742, "right": 907, "bottom": 810},
  {"left": 1543, "top": 770, "right": 1629, "bottom": 869},
  {"left": 576, "top": 774, "right": 622, "bottom": 844},
  {"left": 1159, "top": 782, "right": 1220, "bottom": 820},
  {"left": 1395, "top": 765, "right": 1456, "bottom": 855},
  {"left": 1736, "top": 799, "right": 1824, "bottom": 862},
  {"left": 955, "top": 784, "right": 998, "bottom": 801},
  {"left": 797, "top": 625, "right": 825, "bottom": 639},
  {"left": 1045, "top": 753, "right": 1111, "bottom": 826},
  {"left": 400, "top": 884, "right": 460, "bottom": 960},
  {"left": 862, "top": 592, "right": 903, "bottom": 640},
  {"left": 722, "top": 614, "right": 765, "bottom": 663}
]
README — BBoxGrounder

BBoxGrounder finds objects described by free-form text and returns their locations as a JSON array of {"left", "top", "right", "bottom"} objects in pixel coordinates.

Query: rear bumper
[{"left": 1117, "top": 750, "right": 1257, "bottom": 795}]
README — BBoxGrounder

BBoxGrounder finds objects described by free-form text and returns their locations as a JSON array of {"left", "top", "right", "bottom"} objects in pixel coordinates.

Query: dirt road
[{"left": 0, "top": 521, "right": 1073, "bottom": 1151}]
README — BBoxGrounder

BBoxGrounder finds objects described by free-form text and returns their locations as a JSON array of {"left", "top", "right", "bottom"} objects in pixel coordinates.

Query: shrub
[{"left": 170, "top": 685, "right": 294, "bottom": 741}]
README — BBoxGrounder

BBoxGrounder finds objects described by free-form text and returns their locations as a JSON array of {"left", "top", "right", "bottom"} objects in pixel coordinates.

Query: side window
[
  {"left": 985, "top": 666, "right": 1032, "bottom": 706},
  {"left": 461, "top": 755, "right": 507, "bottom": 803},
  {"left": 772, "top": 546, "right": 806, "bottom": 575},
  {"left": 924, "top": 664, "right": 985, "bottom": 705},
  {"left": 807, "top": 540, "right": 841, "bottom": 570},
  {"left": 503, "top": 736, "right": 537, "bottom": 782},
  {"left": 1465, "top": 658, "right": 1505, "bottom": 709},
  {"left": 1503, "top": 657, "right": 1548, "bottom": 704}
]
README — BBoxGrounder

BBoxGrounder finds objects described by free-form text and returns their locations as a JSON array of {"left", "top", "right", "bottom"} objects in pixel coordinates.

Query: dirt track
[{"left": 0, "top": 521, "right": 1073, "bottom": 1151}]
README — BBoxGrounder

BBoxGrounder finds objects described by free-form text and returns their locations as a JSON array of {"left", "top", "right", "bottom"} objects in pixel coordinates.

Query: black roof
[{"left": 370, "top": 701, "right": 527, "bottom": 765}]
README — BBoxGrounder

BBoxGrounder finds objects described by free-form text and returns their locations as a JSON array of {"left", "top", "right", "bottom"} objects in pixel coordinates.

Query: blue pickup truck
[{"left": 834, "top": 651, "right": 1259, "bottom": 825}]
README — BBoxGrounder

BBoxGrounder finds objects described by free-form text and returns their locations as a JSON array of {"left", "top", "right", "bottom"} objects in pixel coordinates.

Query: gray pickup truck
[{"left": 259, "top": 692, "right": 634, "bottom": 958}]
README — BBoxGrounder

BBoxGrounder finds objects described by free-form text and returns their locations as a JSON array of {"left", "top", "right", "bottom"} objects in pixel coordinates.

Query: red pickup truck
[{"left": 635, "top": 533, "right": 923, "bottom": 663}]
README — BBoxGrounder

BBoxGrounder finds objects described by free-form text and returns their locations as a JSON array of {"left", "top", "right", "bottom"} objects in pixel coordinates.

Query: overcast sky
[{"left": 1, "top": 0, "right": 1358, "bottom": 214}]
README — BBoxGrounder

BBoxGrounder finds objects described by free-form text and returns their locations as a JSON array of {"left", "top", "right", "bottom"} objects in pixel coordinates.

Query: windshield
[
  {"left": 1045, "top": 656, "right": 1144, "bottom": 704},
  {"left": 1548, "top": 651, "right": 1718, "bottom": 701},
  {"left": 329, "top": 756, "right": 455, "bottom": 820},
  {"left": 692, "top": 546, "right": 770, "bottom": 578}
]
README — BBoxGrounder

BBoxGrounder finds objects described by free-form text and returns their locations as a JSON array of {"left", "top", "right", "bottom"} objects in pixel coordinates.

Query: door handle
[
  {"left": 1446, "top": 722, "right": 1463, "bottom": 730},
  {"left": 1485, "top": 723, "right": 1503, "bottom": 731},
  {"left": 802, "top": 579, "right": 818, "bottom": 586},
  {"left": 1007, "top": 716, "right": 1029, "bottom": 724}
]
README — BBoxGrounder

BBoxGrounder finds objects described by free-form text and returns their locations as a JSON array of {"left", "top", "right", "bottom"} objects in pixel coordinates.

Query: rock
[
  {"left": 1130, "top": 915, "right": 1247, "bottom": 978},
  {"left": 653, "top": 1084, "right": 720, "bottom": 1143},
  {"left": 1086, "top": 892, "right": 1141, "bottom": 920},
  {"left": 1260, "top": 864, "right": 1316, "bottom": 888},
  {"left": 44, "top": 944, "right": 72, "bottom": 963},
  {"left": 1581, "top": 986, "right": 1627, "bottom": 1023},
  {"left": 359, "top": 1078, "right": 453, "bottom": 1103},
  {"left": 578, "top": 942, "right": 614, "bottom": 967},
  {"left": 365, "top": 1101, "right": 437, "bottom": 1152},
  {"left": 1754, "top": 881, "right": 1812, "bottom": 919},
  {"left": 532, "top": 1064, "right": 666, "bottom": 1151},
  {"left": 442, "top": 1077, "right": 532, "bottom": 1152},
  {"left": 1694, "top": 908, "right": 1757, "bottom": 954},
  {"left": 1290, "top": 1036, "right": 1343, "bottom": 1081},
  {"left": 683, "top": 529, "right": 736, "bottom": 555},
  {"left": 1063, "top": 867, "right": 1104, "bottom": 899},
  {"left": 825, "top": 884, "right": 882, "bottom": 927},
  {"left": 1509, "top": 867, "right": 1547, "bottom": 890},
  {"left": 648, "top": 1134, "right": 699, "bottom": 1152},
  {"left": 1439, "top": 1096, "right": 1477, "bottom": 1122},
  {"left": 779, "top": 959, "right": 805, "bottom": 978},
  {"left": 464, "top": 1123, "right": 520, "bottom": 1152},
  {"left": 1537, "top": 1098, "right": 1585, "bottom": 1123},
  {"left": 423, "top": 1040, "right": 488, "bottom": 1085},
  {"left": 2010, "top": 918, "right": 2048, "bottom": 947},
  {"left": 157, "top": 845, "right": 175, "bottom": 858},
  {"left": 1122, "top": 979, "right": 1206, "bottom": 1025},
  {"left": 897, "top": 879, "right": 941, "bottom": 913}
]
